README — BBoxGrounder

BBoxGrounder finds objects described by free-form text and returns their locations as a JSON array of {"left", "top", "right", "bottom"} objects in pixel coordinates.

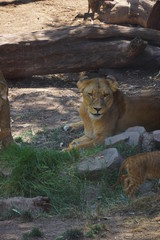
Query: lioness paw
[
  {"left": 69, "top": 140, "right": 79, "bottom": 149},
  {"left": 63, "top": 124, "right": 73, "bottom": 132}
]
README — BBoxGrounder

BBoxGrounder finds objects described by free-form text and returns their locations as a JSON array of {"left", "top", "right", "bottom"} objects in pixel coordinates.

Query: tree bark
[
  {"left": 0, "top": 196, "right": 50, "bottom": 215},
  {"left": 0, "top": 25, "right": 160, "bottom": 79}
]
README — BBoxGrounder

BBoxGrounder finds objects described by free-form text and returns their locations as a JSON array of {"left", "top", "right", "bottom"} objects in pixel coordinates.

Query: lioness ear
[
  {"left": 106, "top": 75, "right": 118, "bottom": 92},
  {"left": 77, "top": 74, "right": 89, "bottom": 92}
]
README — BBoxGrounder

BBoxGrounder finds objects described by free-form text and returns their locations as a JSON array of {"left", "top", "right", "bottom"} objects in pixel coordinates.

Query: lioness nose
[{"left": 94, "top": 107, "right": 102, "bottom": 113}]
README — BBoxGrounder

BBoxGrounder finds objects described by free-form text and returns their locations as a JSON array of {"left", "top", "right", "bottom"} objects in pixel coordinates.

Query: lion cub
[
  {"left": 113, "top": 151, "right": 160, "bottom": 200},
  {"left": 0, "top": 71, "right": 13, "bottom": 147}
]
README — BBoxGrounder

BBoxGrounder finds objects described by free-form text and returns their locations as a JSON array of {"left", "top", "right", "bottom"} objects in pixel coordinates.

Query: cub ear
[
  {"left": 106, "top": 75, "right": 118, "bottom": 92},
  {"left": 77, "top": 73, "right": 89, "bottom": 92}
]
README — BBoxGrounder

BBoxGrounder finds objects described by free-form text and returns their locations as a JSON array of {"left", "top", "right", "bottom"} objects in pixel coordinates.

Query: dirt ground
[{"left": 0, "top": 0, "right": 160, "bottom": 239}]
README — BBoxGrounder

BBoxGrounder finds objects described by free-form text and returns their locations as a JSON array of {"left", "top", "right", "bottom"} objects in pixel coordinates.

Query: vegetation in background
[
  {"left": 55, "top": 228, "right": 84, "bottom": 240},
  {"left": 55, "top": 223, "right": 108, "bottom": 240},
  {"left": 0, "top": 144, "right": 83, "bottom": 215},
  {"left": 0, "top": 141, "right": 139, "bottom": 216},
  {"left": 22, "top": 227, "right": 44, "bottom": 240}
]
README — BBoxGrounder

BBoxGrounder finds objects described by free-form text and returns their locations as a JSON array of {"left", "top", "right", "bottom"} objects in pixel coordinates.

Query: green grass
[
  {"left": 116, "top": 143, "right": 141, "bottom": 159},
  {"left": 55, "top": 228, "right": 84, "bottom": 240},
  {"left": 85, "top": 223, "right": 107, "bottom": 238},
  {"left": 0, "top": 143, "right": 129, "bottom": 216},
  {"left": 0, "top": 144, "right": 83, "bottom": 215},
  {"left": 80, "top": 144, "right": 106, "bottom": 158},
  {"left": 22, "top": 227, "right": 44, "bottom": 240},
  {"left": 55, "top": 224, "right": 107, "bottom": 240}
]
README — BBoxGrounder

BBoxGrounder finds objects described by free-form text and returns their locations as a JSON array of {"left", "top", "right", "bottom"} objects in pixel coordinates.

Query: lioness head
[{"left": 77, "top": 74, "right": 118, "bottom": 120}]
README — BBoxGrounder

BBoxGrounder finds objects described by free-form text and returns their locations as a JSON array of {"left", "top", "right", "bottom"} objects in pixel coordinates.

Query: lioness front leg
[
  {"left": 69, "top": 135, "right": 104, "bottom": 150},
  {"left": 64, "top": 121, "right": 84, "bottom": 132}
]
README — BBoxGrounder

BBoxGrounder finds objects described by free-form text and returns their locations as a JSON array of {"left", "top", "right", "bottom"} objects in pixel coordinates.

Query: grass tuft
[
  {"left": 55, "top": 228, "right": 84, "bottom": 240},
  {"left": 85, "top": 223, "right": 107, "bottom": 238},
  {"left": 22, "top": 227, "right": 44, "bottom": 240}
]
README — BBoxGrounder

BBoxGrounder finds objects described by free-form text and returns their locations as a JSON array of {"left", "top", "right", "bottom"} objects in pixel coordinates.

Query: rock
[
  {"left": 139, "top": 180, "right": 159, "bottom": 196},
  {"left": 105, "top": 133, "right": 129, "bottom": 146},
  {"left": 153, "top": 130, "right": 160, "bottom": 149},
  {"left": 77, "top": 148, "right": 122, "bottom": 180},
  {"left": 142, "top": 132, "right": 154, "bottom": 151},
  {"left": 153, "top": 130, "right": 160, "bottom": 135},
  {"left": 125, "top": 126, "right": 146, "bottom": 135},
  {"left": 126, "top": 132, "right": 141, "bottom": 146},
  {"left": 105, "top": 132, "right": 141, "bottom": 148},
  {"left": 138, "top": 180, "right": 155, "bottom": 194}
]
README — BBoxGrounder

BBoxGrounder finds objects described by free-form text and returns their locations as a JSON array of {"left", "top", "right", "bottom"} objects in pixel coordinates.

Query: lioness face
[{"left": 77, "top": 76, "right": 118, "bottom": 120}]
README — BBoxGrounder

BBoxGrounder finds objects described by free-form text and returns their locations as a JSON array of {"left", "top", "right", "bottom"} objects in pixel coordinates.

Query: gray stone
[
  {"left": 125, "top": 132, "right": 141, "bottom": 146},
  {"left": 153, "top": 130, "right": 160, "bottom": 149},
  {"left": 105, "top": 132, "right": 141, "bottom": 147},
  {"left": 105, "top": 133, "right": 129, "bottom": 146},
  {"left": 139, "top": 180, "right": 155, "bottom": 194},
  {"left": 125, "top": 126, "right": 146, "bottom": 135},
  {"left": 139, "top": 180, "right": 159, "bottom": 195},
  {"left": 77, "top": 148, "right": 122, "bottom": 179},
  {"left": 142, "top": 132, "right": 154, "bottom": 151},
  {"left": 153, "top": 130, "right": 160, "bottom": 135}
]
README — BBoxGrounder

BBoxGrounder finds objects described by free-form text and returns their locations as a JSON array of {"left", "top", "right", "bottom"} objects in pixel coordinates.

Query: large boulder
[{"left": 77, "top": 148, "right": 122, "bottom": 180}]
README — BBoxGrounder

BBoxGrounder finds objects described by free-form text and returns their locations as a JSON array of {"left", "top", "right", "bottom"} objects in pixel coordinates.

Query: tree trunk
[{"left": 0, "top": 25, "right": 160, "bottom": 79}]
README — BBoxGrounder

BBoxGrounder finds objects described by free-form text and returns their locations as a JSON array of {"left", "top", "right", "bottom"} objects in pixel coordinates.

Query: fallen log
[
  {"left": 0, "top": 196, "right": 51, "bottom": 216},
  {"left": 0, "top": 25, "right": 160, "bottom": 79}
]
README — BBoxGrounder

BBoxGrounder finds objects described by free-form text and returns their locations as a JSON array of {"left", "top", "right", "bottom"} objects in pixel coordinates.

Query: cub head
[
  {"left": 0, "top": 71, "right": 8, "bottom": 101},
  {"left": 77, "top": 74, "right": 118, "bottom": 120}
]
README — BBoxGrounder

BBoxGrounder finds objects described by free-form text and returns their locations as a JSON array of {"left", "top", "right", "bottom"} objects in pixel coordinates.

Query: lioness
[
  {"left": 0, "top": 70, "right": 14, "bottom": 147},
  {"left": 65, "top": 74, "right": 160, "bottom": 149}
]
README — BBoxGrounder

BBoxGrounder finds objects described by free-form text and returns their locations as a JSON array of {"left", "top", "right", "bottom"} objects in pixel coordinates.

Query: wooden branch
[
  {"left": 0, "top": 196, "right": 51, "bottom": 215},
  {"left": 0, "top": 25, "right": 160, "bottom": 79}
]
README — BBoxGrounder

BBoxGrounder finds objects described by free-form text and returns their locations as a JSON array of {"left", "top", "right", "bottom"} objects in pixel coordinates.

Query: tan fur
[
  {"left": 66, "top": 74, "right": 160, "bottom": 150},
  {"left": 113, "top": 151, "right": 160, "bottom": 200},
  {"left": 0, "top": 71, "right": 13, "bottom": 147}
]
